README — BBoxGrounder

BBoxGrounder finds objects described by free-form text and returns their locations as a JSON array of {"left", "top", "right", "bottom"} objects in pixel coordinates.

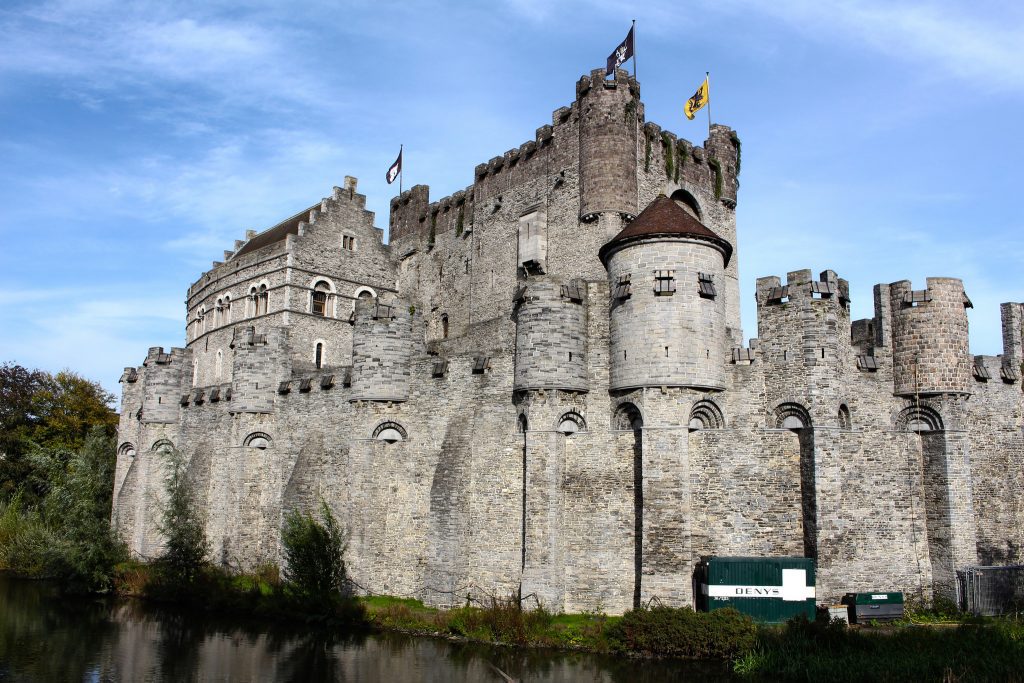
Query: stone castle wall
[{"left": 111, "top": 67, "right": 1024, "bottom": 613}]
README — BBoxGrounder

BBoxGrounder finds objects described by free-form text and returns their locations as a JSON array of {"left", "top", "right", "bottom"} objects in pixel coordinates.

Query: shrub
[
  {"left": 281, "top": 501, "right": 346, "bottom": 604},
  {"left": 441, "top": 597, "right": 554, "bottom": 644},
  {"left": 606, "top": 605, "right": 756, "bottom": 659},
  {"left": 156, "top": 450, "right": 208, "bottom": 586}
]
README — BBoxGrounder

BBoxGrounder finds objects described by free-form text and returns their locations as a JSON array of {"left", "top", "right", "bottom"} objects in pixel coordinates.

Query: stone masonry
[{"left": 112, "top": 67, "right": 1024, "bottom": 613}]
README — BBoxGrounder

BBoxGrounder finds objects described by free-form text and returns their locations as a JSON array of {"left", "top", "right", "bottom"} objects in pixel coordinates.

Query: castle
[{"left": 112, "top": 67, "right": 1024, "bottom": 613}]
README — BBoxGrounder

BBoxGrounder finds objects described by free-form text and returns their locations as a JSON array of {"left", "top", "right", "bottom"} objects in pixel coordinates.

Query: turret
[
  {"left": 755, "top": 269, "right": 851, "bottom": 368},
  {"left": 230, "top": 326, "right": 290, "bottom": 413},
  {"left": 350, "top": 296, "right": 412, "bottom": 402},
  {"left": 140, "top": 347, "right": 188, "bottom": 424},
  {"left": 577, "top": 68, "right": 639, "bottom": 220},
  {"left": 889, "top": 278, "right": 972, "bottom": 396},
  {"left": 600, "top": 195, "right": 731, "bottom": 391},
  {"left": 513, "top": 277, "right": 588, "bottom": 392},
  {"left": 1001, "top": 302, "right": 1024, "bottom": 376}
]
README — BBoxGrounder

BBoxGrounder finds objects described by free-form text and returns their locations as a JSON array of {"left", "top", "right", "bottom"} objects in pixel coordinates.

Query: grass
[{"left": 733, "top": 615, "right": 1024, "bottom": 682}]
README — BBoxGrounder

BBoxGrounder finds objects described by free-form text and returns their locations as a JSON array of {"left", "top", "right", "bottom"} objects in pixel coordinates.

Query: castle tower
[
  {"left": 350, "top": 295, "right": 412, "bottom": 402},
  {"left": 140, "top": 346, "right": 188, "bottom": 424},
  {"left": 577, "top": 68, "right": 639, "bottom": 222},
  {"left": 230, "top": 326, "right": 290, "bottom": 413},
  {"left": 513, "top": 277, "right": 588, "bottom": 392},
  {"left": 600, "top": 195, "right": 732, "bottom": 391},
  {"left": 889, "top": 278, "right": 972, "bottom": 397}
]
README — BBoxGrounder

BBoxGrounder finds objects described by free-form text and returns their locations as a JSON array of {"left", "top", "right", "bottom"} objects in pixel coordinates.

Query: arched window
[
  {"left": 689, "top": 399, "right": 725, "bottom": 431},
  {"left": 257, "top": 284, "right": 269, "bottom": 316},
  {"left": 118, "top": 442, "right": 136, "bottom": 458},
  {"left": 215, "top": 298, "right": 223, "bottom": 326},
  {"left": 670, "top": 188, "right": 702, "bottom": 221},
  {"left": 215, "top": 349, "right": 223, "bottom": 379},
  {"left": 614, "top": 403, "right": 643, "bottom": 431},
  {"left": 223, "top": 294, "right": 232, "bottom": 323},
  {"left": 192, "top": 358, "right": 199, "bottom": 387},
  {"left": 373, "top": 421, "right": 407, "bottom": 444},
  {"left": 774, "top": 402, "right": 811, "bottom": 431},
  {"left": 838, "top": 404, "right": 852, "bottom": 430},
  {"left": 896, "top": 405, "right": 943, "bottom": 433},
  {"left": 199, "top": 306, "right": 207, "bottom": 334},
  {"left": 315, "top": 342, "right": 324, "bottom": 369},
  {"left": 517, "top": 413, "right": 528, "bottom": 433},
  {"left": 556, "top": 411, "right": 586, "bottom": 435},
  {"left": 243, "top": 432, "right": 272, "bottom": 450},
  {"left": 311, "top": 281, "right": 330, "bottom": 317},
  {"left": 441, "top": 313, "right": 449, "bottom": 339},
  {"left": 151, "top": 439, "right": 174, "bottom": 455},
  {"left": 248, "top": 286, "right": 258, "bottom": 317}
]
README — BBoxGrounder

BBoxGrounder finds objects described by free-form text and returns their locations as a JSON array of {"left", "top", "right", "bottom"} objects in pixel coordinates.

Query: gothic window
[
  {"left": 315, "top": 342, "right": 324, "bottom": 369},
  {"left": 654, "top": 270, "right": 676, "bottom": 296},
  {"left": 248, "top": 286, "right": 258, "bottom": 316},
  {"left": 215, "top": 298, "right": 223, "bottom": 326},
  {"left": 199, "top": 306, "right": 207, "bottom": 334},
  {"left": 215, "top": 349, "right": 223, "bottom": 379},
  {"left": 311, "top": 281, "right": 330, "bottom": 316},
  {"left": 223, "top": 294, "right": 232, "bottom": 323}
]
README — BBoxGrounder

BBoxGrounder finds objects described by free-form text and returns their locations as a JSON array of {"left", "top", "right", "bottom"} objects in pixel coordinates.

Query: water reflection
[{"left": 0, "top": 576, "right": 734, "bottom": 682}]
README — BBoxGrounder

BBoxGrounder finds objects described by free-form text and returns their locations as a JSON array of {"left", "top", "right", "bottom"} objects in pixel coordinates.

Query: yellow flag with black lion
[{"left": 684, "top": 76, "right": 709, "bottom": 120}]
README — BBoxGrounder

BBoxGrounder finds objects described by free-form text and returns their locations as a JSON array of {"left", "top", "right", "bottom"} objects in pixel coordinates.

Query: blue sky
[{"left": 1, "top": 0, "right": 1022, "bottom": 395}]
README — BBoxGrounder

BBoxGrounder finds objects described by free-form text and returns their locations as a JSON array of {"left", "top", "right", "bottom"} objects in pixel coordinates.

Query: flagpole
[
  {"left": 632, "top": 19, "right": 637, "bottom": 80},
  {"left": 399, "top": 144, "right": 403, "bottom": 195},
  {"left": 706, "top": 72, "right": 712, "bottom": 138}
]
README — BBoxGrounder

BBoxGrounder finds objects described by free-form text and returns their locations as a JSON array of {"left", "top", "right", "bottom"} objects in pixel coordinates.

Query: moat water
[{"left": 0, "top": 576, "right": 735, "bottom": 682}]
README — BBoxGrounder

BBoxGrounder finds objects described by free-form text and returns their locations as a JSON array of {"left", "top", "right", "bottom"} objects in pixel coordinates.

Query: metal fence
[{"left": 956, "top": 565, "right": 1024, "bottom": 616}]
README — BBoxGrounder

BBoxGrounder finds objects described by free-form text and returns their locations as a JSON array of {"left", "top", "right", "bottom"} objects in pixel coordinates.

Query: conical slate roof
[{"left": 598, "top": 195, "right": 732, "bottom": 266}]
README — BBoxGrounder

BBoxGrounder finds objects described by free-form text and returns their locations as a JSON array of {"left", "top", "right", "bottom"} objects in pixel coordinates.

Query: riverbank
[{"left": 105, "top": 562, "right": 1024, "bottom": 682}]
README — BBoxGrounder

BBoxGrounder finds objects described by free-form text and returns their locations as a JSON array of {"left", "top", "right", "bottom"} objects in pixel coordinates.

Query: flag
[
  {"left": 386, "top": 148, "right": 402, "bottom": 184},
  {"left": 606, "top": 26, "right": 634, "bottom": 76},
  {"left": 684, "top": 76, "right": 709, "bottom": 120}
]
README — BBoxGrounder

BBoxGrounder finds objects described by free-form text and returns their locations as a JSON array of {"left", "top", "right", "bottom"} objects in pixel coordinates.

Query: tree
[
  {"left": 0, "top": 363, "right": 118, "bottom": 504},
  {"left": 157, "top": 450, "right": 208, "bottom": 586},
  {"left": 43, "top": 429, "right": 127, "bottom": 592},
  {"left": 281, "top": 502, "right": 347, "bottom": 603}
]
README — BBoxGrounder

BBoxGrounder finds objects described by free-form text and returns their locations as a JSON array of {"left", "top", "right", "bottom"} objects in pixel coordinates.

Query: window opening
[{"left": 315, "top": 343, "right": 323, "bottom": 369}]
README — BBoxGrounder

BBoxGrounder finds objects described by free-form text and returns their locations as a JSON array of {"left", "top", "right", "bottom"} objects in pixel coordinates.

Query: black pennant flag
[
  {"left": 386, "top": 147, "right": 402, "bottom": 185},
  {"left": 606, "top": 25, "right": 634, "bottom": 76}
]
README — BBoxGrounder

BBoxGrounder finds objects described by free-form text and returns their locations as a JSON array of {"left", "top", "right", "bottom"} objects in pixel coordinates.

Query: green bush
[
  {"left": 606, "top": 605, "right": 756, "bottom": 659},
  {"left": 442, "top": 597, "right": 554, "bottom": 644},
  {"left": 156, "top": 450, "right": 208, "bottom": 586},
  {"left": 281, "top": 501, "right": 346, "bottom": 603}
]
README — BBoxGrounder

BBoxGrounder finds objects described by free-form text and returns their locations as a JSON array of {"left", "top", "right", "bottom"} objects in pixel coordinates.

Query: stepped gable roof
[
  {"left": 232, "top": 204, "right": 319, "bottom": 259},
  {"left": 598, "top": 195, "right": 732, "bottom": 266}
]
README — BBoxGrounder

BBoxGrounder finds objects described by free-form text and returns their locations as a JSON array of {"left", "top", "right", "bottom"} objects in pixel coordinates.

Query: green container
[
  {"left": 696, "top": 556, "right": 816, "bottom": 623},
  {"left": 842, "top": 592, "right": 904, "bottom": 623}
]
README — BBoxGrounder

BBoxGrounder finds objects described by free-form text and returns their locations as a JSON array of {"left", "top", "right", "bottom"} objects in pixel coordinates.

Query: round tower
[
  {"left": 577, "top": 68, "right": 639, "bottom": 220},
  {"left": 600, "top": 195, "right": 732, "bottom": 391},
  {"left": 513, "top": 277, "right": 588, "bottom": 392},
  {"left": 889, "top": 278, "right": 972, "bottom": 396},
  {"left": 350, "top": 295, "right": 412, "bottom": 402}
]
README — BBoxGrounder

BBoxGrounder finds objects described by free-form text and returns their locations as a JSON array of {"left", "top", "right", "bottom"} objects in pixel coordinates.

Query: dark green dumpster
[
  {"left": 841, "top": 592, "right": 904, "bottom": 623},
  {"left": 695, "top": 556, "right": 816, "bottom": 623}
]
